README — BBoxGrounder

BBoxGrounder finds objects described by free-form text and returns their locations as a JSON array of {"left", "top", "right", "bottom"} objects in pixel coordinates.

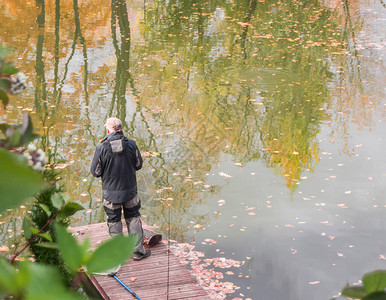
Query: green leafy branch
[
  {"left": 0, "top": 225, "right": 136, "bottom": 299},
  {"left": 0, "top": 46, "right": 26, "bottom": 107},
  {"left": 340, "top": 270, "right": 386, "bottom": 300},
  {"left": 0, "top": 148, "right": 46, "bottom": 214},
  {"left": 0, "top": 113, "right": 39, "bottom": 150},
  {"left": 55, "top": 224, "right": 137, "bottom": 275},
  {"left": 0, "top": 45, "right": 137, "bottom": 298},
  {"left": 10, "top": 193, "right": 83, "bottom": 264}
]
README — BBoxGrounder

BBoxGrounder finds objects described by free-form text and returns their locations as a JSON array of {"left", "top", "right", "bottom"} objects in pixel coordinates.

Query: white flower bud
[
  {"left": 27, "top": 143, "right": 37, "bottom": 151},
  {"left": 23, "top": 152, "right": 32, "bottom": 161}
]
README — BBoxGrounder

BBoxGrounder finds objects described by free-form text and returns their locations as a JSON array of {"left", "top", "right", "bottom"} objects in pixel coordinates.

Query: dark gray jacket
[{"left": 90, "top": 132, "right": 143, "bottom": 203}]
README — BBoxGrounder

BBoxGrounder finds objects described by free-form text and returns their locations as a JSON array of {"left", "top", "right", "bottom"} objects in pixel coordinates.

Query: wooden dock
[{"left": 70, "top": 222, "right": 212, "bottom": 300}]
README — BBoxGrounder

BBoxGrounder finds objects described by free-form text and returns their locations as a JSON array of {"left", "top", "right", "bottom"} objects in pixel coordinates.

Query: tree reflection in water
[{"left": 0, "top": 0, "right": 384, "bottom": 274}]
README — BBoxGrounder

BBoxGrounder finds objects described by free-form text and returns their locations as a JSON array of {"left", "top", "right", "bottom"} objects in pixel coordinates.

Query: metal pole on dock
[{"left": 110, "top": 274, "right": 141, "bottom": 300}]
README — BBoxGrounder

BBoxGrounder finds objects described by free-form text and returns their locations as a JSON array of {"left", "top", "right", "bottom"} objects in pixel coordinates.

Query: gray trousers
[{"left": 103, "top": 196, "right": 145, "bottom": 254}]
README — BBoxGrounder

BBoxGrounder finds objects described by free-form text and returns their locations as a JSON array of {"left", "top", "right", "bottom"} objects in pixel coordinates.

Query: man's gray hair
[{"left": 105, "top": 117, "right": 122, "bottom": 132}]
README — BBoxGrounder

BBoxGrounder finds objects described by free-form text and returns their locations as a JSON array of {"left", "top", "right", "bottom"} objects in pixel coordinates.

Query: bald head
[{"left": 105, "top": 117, "right": 122, "bottom": 133}]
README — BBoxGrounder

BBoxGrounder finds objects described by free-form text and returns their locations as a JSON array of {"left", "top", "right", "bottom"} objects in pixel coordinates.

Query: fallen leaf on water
[
  {"left": 309, "top": 281, "right": 320, "bottom": 285},
  {"left": 245, "top": 207, "right": 256, "bottom": 211},
  {"left": 54, "top": 163, "right": 69, "bottom": 169},
  {"left": 219, "top": 172, "right": 233, "bottom": 178},
  {"left": 170, "top": 243, "right": 243, "bottom": 297},
  {"left": 0, "top": 246, "right": 9, "bottom": 252},
  {"left": 285, "top": 224, "right": 295, "bottom": 228},
  {"left": 204, "top": 239, "right": 217, "bottom": 244},
  {"left": 218, "top": 199, "right": 226, "bottom": 206}
]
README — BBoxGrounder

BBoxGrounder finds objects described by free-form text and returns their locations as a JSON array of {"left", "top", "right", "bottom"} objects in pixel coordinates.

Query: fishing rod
[
  {"left": 110, "top": 274, "right": 141, "bottom": 300},
  {"left": 166, "top": 199, "right": 171, "bottom": 300}
]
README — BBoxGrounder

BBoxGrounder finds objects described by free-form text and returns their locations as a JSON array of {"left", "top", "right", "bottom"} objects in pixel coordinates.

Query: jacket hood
[{"left": 101, "top": 131, "right": 125, "bottom": 142}]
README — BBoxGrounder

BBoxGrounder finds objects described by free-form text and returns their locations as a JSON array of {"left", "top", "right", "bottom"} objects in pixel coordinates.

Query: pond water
[{"left": 1, "top": 0, "right": 385, "bottom": 299}]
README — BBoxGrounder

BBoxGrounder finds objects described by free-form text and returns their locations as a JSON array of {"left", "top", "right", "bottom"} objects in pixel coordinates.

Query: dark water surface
[{"left": 1, "top": 0, "right": 385, "bottom": 299}]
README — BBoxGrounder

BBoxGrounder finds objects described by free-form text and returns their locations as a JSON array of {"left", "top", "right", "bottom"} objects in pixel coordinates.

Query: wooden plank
[{"left": 70, "top": 222, "right": 211, "bottom": 300}]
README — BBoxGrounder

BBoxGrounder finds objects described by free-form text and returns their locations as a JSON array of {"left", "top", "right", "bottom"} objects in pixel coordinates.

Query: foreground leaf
[
  {"left": 1, "top": 62, "right": 18, "bottom": 75},
  {"left": 20, "top": 113, "right": 39, "bottom": 146},
  {"left": 85, "top": 235, "right": 137, "bottom": 274},
  {"left": 21, "top": 261, "right": 82, "bottom": 300},
  {"left": 56, "top": 202, "right": 84, "bottom": 220},
  {"left": 0, "top": 46, "right": 11, "bottom": 58},
  {"left": 0, "top": 78, "right": 11, "bottom": 91},
  {"left": 363, "top": 270, "right": 386, "bottom": 294},
  {"left": 34, "top": 242, "right": 58, "bottom": 249},
  {"left": 38, "top": 232, "right": 53, "bottom": 242},
  {"left": 51, "top": 193, "right": 65, "bottom": 209},
  {"left": 342, "top": 285, "right": 367, "bottom": 298},
  {"left": 23, "top": 217, "right": 33, "bottom": 240},
  {"left": 0, "top": 88, "right": 9, "bottom": 107},
  {"left": 0, "top": 148, "right": 45, "bottom": 213},
  {"left": 54, "top": 224, "right": 83, "bottom": 272},
  {"left": 39, "top": 204, "right": 51, "bottom": 217},
  {"left": 363, "top": 292, "right": 386, "bottom": 300},
  {"left": 0, "top": 257, "right": 18, "bottom": 294},
  {"left": 79, "top": 237, "right": 92, "bottom": 265}
]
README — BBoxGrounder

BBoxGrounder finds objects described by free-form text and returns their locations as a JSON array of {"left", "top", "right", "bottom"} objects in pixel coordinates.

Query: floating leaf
[{"left": 0, "top": 246, "right": 9, "bottom": 252}]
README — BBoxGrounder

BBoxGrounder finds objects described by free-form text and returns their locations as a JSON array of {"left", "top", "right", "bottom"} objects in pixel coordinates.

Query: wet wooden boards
[{"left": 70, "top": 222, "right": 211, "bottom": 300}]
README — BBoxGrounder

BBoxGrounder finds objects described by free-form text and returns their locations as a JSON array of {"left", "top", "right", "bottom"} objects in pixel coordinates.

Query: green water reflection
[{"left": 1, "top": 0, "right": 385, "bottom": 298}]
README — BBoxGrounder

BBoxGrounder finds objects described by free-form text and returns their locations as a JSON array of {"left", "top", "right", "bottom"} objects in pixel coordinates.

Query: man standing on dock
[{"left": 90, "top": 117, "right": 151, "bottom": 261}]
